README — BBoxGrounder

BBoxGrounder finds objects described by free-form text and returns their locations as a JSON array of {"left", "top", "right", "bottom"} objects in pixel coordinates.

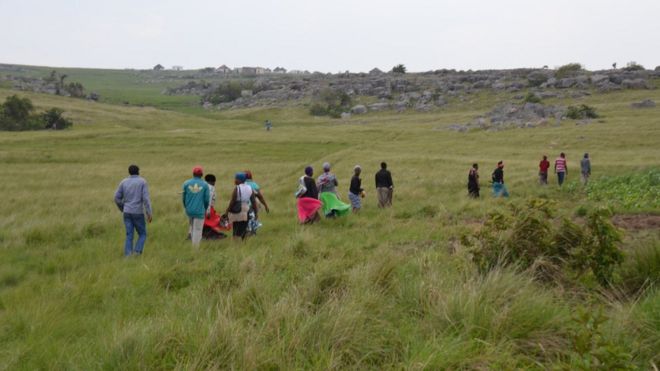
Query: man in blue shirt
[
  {"left": 114, "top": 164, "right": 152, "bottom": 256},
  {"left": 182, "top": 166, "right": 209, "bottom": 248}
]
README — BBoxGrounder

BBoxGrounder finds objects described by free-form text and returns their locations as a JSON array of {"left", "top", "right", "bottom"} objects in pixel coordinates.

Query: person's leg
[
  {"left": 558, "top": 172, "right": 564, "bottom": 186},
  {"left": 191, "top": 218, "right": 203, "bottom": 247},
  {"left": 377, "top": 187, "right": 385, "bottom": 208},
  {"left": 133, "top": 214, "right": 147, "bottom": 255},
  {"left": 123, "top": 213, "right": 135, "bottom": 256}
]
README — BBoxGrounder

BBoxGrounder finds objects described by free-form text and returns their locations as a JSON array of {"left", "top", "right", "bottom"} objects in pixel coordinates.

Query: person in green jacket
[{"left": 182, "top": 166, "right": 209, "bottom": 248}]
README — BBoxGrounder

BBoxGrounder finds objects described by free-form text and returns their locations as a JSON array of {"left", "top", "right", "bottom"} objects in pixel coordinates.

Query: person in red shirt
[{"left": 539, "top": 155, "right": 550, "bottom": 185}]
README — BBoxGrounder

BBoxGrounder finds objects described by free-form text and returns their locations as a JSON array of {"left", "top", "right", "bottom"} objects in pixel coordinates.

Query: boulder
[
  {"left": 590, "top": 74, "right": 608, "bottom": 84},
  {"left": 368, "top": 102, "right": 390, "bottom": 111},
  {"left": 556, "top": 78, "right": 576, "bottom": 88},
  {"left": 350, "top": 105, "right": 368, "bottom": 114},
  {"left": 621, "top": 79, "right": 648, "bottom": 89},
  {"left": 340, "top": 112, "right": 351, "bottom": 120},
  {"left": 631, "top": 99, "right": 656, "bottom": 108}
]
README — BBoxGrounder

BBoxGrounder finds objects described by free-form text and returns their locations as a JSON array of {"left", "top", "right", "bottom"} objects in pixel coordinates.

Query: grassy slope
[{"left": 0, "top": 77, "right": 659, "bottom": 369}]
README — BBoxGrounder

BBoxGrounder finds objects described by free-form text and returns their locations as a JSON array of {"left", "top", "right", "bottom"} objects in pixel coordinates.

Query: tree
[
  {"left": 153, "top": 64, "right": 164, "bottom": 71},
  {"left": 42, "top": 108, "right": 73, "bottom": 130},
  {"left": 392, "top": 64, "right": 407, "bottom": 74},
  {"left": 2, "top": 95, "right": 34, "bottom": 122}
]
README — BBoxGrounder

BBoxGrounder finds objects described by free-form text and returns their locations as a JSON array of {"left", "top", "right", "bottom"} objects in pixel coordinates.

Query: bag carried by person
[{"left": 229, "top": 186, "right": 242, "bottom": 213}]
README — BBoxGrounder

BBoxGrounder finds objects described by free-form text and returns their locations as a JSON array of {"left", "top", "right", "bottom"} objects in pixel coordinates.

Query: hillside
[{"left": 0, "top": 66, "right": 659, "bottom": 369}]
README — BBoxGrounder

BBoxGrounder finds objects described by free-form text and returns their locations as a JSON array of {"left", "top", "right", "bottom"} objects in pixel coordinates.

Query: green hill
[{"left": 0, "top": 66, "right": 658, "bottom": 369}]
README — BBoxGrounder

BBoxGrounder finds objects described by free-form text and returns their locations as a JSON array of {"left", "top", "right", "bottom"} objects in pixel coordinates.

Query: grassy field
[{"left": 0, "top": 74, "right": 659, "bottom": 369}]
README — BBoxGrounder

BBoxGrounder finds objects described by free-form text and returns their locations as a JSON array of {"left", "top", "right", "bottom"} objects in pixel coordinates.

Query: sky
[{"left": 1, "top": 0, "right": 659, "bottom": 72}]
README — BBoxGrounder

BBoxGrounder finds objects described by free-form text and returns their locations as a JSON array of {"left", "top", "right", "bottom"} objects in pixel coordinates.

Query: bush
[
  {"left": 308, "top": 89, "right": 352, "bottom": 118},
  {"left": 42, "top": 108, "right": 73, "bottom": 130},
  {"left": 462, "top": 199, "right": 624, "bottom": 286},
  {"left": 527, "top": 72, "right": 549, "bottom": 87},
  {"left": 566, "top": 104, "right": 598, "bottom": 119},
  {"left": 623, "top": 61, "right": 645, "bottom": 72},
  {"left": 523, "top": 92, "right": 542, "bottom": 104},
  {"left": 556, "top": 63, "right": 583, "bottom": 78},
  {"left": 392, "top": 64, "right": 407, "bottom": 74},
  {"left": 566, "top": 307, "right": 635, "bottom": 369},
  {"left": 203, "top": 81, "right": 249, "bottom": 104}
]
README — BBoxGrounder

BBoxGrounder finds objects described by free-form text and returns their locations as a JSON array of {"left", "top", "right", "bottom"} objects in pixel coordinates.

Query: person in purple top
[{"left": 114, "top": 164, "right": 152, "bottom": 256}]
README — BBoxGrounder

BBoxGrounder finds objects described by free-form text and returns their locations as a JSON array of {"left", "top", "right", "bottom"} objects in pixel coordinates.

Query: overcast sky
[{"left": 1, "top": 0, "right": 659, "bottom": 72}]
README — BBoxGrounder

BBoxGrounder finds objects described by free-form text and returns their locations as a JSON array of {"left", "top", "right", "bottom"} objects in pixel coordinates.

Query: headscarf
[
  {"left": 322, "top": 162, "right": 331, "bottom": 171},
  {"left": 235, "top": 172, "right": 247, "bottom": 183}
]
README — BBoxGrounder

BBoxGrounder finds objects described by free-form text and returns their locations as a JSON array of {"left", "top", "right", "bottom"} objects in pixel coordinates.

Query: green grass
[{"left": 0, "top": 78, "right": 659, "bottom": 369}]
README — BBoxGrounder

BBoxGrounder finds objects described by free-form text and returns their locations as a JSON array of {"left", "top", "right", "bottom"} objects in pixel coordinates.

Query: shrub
[
  {"left": 308, "top": 89, "right": 352, "bottom": 118},
  {"left": 203, "top": 81, "right": 249, "bottom": 104},
  {"left": 556, "top": 63, "right": 583, "bottom": 78},
  {"left": 527, "top": 72, "right": 549, "bottom": 87},
  {"left": 42, "top": 108, "right": 73, "bottom": 130},
  {"left": 392, "top": 64, "right": 407, "bottom": 74},
  {"left": 566, "top": 307, "right": 635, "bottom": 369},
  {"left": 309, "top": 103, "right": 328, "bottom": 116},
  {"left": 462, "top": 199, "right": 624, "bottom": 285},
  {"left": 523, "top": 92, "right": 542, "bottom": 104},
  {"left": 566, "top": 104, "right": 598, "bottom": 119},
  {"left": 623, "top": 61, "right": 645, "bottom": 72}
]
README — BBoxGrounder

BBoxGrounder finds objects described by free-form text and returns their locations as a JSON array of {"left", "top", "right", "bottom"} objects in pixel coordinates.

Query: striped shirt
[{"left": 555, "top": 158, "right": 567, "bottom": 172}]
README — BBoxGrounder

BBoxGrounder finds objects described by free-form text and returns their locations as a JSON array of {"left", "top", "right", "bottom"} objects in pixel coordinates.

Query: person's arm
[
  {"left": 225, "top": 187, "right": 237, "bottom": 214},
  {"left": 143, "top": 181, "right": 153, "bottom": 222},
  {"left": 588, "top": 161, "right": 591, "bottom": 175},
  {"left": 182, "top": 183, "right": 187, "bottom": 207},
  {"left": 256, "top": 192, "right": 269, "bottom": 213},
  {"left": 375, "top": 173, "right": 378, "bottom": 188},
  {"left": 250, "top": 193, "right": 258, "bottom": 218},
  {"left": 203, "top": 185, "right": 210, "bottom": 214},
  {"left": 114, "top": 182, "right": 124, "bottom": 212}
]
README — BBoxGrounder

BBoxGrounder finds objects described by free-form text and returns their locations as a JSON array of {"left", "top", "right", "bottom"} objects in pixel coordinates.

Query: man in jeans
[
  {"left": 114, "top": 164, "right": 152, "bottom": 256},
  {"left": 182, "top": 166, "right": 209, "bottom": 248}
]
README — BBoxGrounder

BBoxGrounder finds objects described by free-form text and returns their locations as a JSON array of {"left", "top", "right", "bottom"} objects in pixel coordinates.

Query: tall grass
[{"left": 0, "top": 84, "right": 659, "bottom": 369}]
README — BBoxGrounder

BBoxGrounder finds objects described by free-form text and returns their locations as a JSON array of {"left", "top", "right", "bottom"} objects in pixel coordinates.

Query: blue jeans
[
  {"left": 492, "top": 182, "right": 509, "bottom": 198},
  {"left": 557, "top": 172, "right": 565, "bottom": 186},
  {"left": 123, "top": 213, "right": 146, "bottom": 256}
]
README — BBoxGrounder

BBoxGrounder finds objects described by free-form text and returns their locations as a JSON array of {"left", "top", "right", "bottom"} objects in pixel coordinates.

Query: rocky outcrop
[{"left": 631, "top": 99, "right": 656, "bottom": 108}]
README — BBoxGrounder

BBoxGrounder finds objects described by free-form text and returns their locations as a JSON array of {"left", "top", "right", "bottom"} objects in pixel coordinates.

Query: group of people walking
[
  {"left": 467, "top": 152, "right": 592, "bottom": 198},
  {"left": 114, "top": 153, "right": 592, "bottom": 256},
  {"left": 295, "top": 162, "right": 394, "bottom": 224}
]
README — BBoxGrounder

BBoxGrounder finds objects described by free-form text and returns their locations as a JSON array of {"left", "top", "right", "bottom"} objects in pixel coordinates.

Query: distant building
[
  {"left": 172, "top": 65, "right": 183, "bottom": 71},
  {"left": 273, "top": 67, "right": 287, "bottom": 74},
  {"left": 369, "top": 68, "right": 384, "bottom": 75},
  {"left": 216, "top": 64, "right": 232, "bottom": 74},
  {"left": 238, "top": 67, "right": 257, "bottom": 76}
]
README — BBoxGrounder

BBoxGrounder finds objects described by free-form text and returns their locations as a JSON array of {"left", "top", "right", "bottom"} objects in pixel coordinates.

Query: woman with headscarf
[
  {"left": 225, "top": 172, "right": 257, "bottom": 240},
  {"left": 295, "top": 166, "right": 323, "bottom": 224},
  {"left": 244, "top": 170, "right": 269, "bottom": 235},
  {"left": 317, "top": 162, "right": 351, "bottom": 218},
  {"left": 348, "top": 165, "right": 365, "bottom": 212},
  {"left": 467, "top": 163, "right": 480, "bottom": 198}
]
